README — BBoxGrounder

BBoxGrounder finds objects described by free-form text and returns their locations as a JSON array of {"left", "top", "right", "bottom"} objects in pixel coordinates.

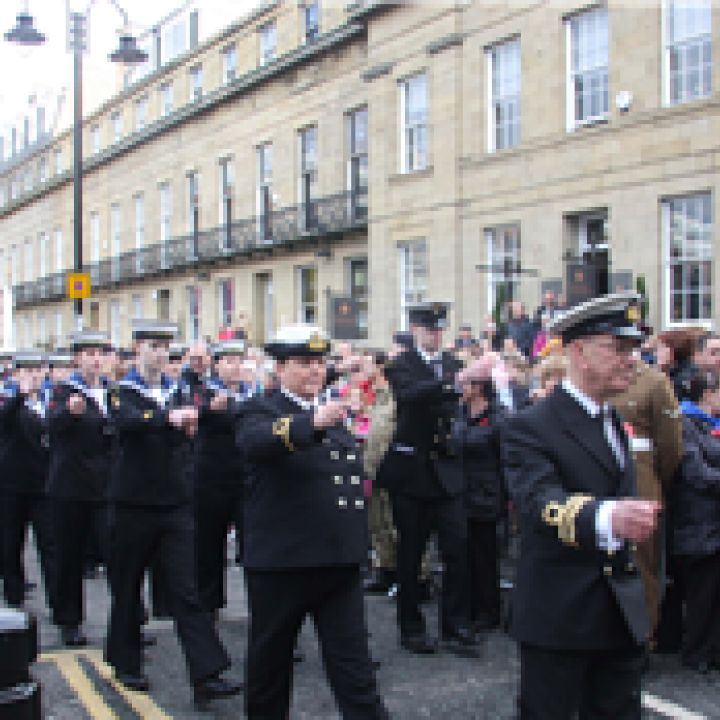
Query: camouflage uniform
[{"left": 612, "top": 361, "right": 683, "bottom": 632}]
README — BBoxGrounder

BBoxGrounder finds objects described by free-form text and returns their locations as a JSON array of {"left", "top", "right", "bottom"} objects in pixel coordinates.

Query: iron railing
[{"left": 13, "top": 189, "right": 368, "bottom": 308}]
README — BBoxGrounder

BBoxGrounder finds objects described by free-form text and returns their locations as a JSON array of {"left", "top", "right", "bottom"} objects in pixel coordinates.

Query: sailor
[
  {"left": 503, "top": 292, "right": 660, "bottom": 719},
  {"left": 105, "top": 319, "right": 241, "bottom": 707},
  {"left": 237, "top": 324, "right": 389, "bottom": 720}
]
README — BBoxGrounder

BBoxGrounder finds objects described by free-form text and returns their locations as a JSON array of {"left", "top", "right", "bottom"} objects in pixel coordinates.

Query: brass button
[
  {"left": 338, "top": 497, "right": 348, "bottom": 509},
  {"left": 347, "top": 453, "right": 356, "bottom": 462},
  {"left": 334, "top": 476, "right": 343, "bottom": 485},
  {"left": 143, "top": 410, "right": 153, "bottom": 420},
  {"left": 429, "top": 451, "right": 439, "bottom": 461},
  {"left": 626, "top": 562, "right": 635, "bottom": 573},
  {"left": 350, "top": 475, "right": 360, "bottom": 485},
  {"left": 603, "top": 565, "right": 613, "bottom": 577},
  {"left": 354, "top": 499, "right": 365, "bottom": 510},
  {"left": 434, "top": 435, "right": 440, "bottom": 443},
  {"left": 330, "top": 450, "right": 340, "bottom": 460}
]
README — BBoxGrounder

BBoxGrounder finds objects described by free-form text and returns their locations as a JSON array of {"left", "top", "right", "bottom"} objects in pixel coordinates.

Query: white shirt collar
[
  {"left": 561, "top": 378, "right": 605, "bottom": 418},
  {"left": 280, "top": 386, "right": 316, "bottom": 411},
  {"left": 417, "top": 348, "right": 442, "bottom": 365}
]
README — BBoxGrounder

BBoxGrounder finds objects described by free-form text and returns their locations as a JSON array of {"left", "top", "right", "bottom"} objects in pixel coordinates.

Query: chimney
[
  {"left": 11, "top": 127, "right": 17, "bottom": 156},
  {"left": 190, "top": 10, "right": 199, "bottom": 48},
  {"left": 23, "top": 116, "right": 30, "bottom": 148}
]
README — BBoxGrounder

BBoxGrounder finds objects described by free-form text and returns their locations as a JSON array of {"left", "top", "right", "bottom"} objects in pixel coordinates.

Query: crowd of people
[{"left": 0, "top": 289, "right": 719, "bottom": 718}]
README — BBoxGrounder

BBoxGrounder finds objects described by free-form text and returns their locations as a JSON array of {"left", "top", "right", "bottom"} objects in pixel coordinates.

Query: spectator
[
  {"left": 657, "top": 329, "right": 703, "bottom": 401},
  {"left": 455, "top": 324, "right": 476, "bottom": 350},
  {"left": 672, "top": 368, "right": 720, "bottom": 673},
  {"left": 504, "top": 301, "right": 535, "bottom": 358},
  {"left": 694, "top": 332, "right": 720, "bottom": 375},
  {"left": 534, "top": 290, "right": 562, "bottom": 326}
]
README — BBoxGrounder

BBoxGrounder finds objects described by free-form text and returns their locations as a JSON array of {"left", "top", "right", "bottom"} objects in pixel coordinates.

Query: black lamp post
[{"left": 6, "top": 1, "right": 147, "bottom": 332}]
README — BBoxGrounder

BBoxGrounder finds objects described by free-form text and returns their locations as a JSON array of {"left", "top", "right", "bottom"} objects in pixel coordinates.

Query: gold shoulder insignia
[
  {"left": 542, "top": 494, "right": 594, "bottom": 547},
  {"left": 272, "top": 416, "right": 295, "bottom": 452}
]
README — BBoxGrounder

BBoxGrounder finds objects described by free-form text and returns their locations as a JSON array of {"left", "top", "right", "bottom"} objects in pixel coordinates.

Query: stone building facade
[{"left": 1, "top": 0, "right": 718, "bottom": 348}]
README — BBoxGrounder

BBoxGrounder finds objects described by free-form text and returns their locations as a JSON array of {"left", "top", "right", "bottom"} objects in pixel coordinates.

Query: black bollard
[{"left": 0, "top": 610, "right": 41, "bottom": 720}]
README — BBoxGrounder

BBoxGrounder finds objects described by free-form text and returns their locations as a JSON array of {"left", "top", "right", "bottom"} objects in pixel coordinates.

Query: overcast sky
[{"left": 0, "top": 0, "right": 256, "bottom": 141}]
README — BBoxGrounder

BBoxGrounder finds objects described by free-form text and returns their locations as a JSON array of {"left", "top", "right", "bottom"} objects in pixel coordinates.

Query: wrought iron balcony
[{"left": 13, "top": 189, "right": 368, "bottom": 309}]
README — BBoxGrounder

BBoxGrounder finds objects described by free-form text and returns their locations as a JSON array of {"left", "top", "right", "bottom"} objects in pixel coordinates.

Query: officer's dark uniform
[
  {"left": 0, "top": 351, "right": 57, "bottom": 610},
  {"left": 502, "top": 294, "right": 650, "bottom": 720},
  {"left": 238, "top": 325, "right": 388, "bottom": 720},
  {"left": 105, "top": 320, "right": 236, "bottom": 703},
  {"left": 193, "top": 340, "right": 249, "bottom": 612},
  {"left": 47, "top": 332, "right": 112, "bottom": 645},
  {"left": 382, "top": 303, "right": 475, "bottom": 653}
]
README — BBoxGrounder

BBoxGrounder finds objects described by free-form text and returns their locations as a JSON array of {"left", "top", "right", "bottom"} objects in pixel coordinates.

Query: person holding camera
[{"left": 383, "top": 302, "right": 478, "bottom": 656}]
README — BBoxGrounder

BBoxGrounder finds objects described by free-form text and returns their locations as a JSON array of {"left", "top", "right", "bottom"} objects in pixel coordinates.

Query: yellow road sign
[{"left": 67, "top": 272, "right": 92, "bottom": 300}]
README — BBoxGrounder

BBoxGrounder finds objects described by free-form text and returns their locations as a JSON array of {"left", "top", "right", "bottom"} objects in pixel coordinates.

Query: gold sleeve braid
[
  {"left": 542, "top": 494, "right": 594, "bottom": 547},
  {"left": 272, "top": 416, "right": 295, "bottom": 452}
]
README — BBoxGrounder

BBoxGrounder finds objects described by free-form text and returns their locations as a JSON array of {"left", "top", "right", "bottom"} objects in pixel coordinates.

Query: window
[
  {"left": 187, "top": 171, "right": 199, "bottom": 231},
  {"left": 110, "top": 300, "right": 121, "bottom": 345},
  {"left": 90, "top": 124, "right": 101, "bottom": 155},
  {"left": 24, "top": 239, "right": 34, "bottom": 282},
  {"left": 39, "top": 156, "right": 48, "bottom": 183},
  {"left": 485, "top": 224, "right": 521, "bottom": 314},
  {"left": 37, "top": 312, "right": 47, "bottom": 347},
  {"left": 110, "top": 204, "right": 121, "bottom": 280},
  {"left": 189, "top": 64, "right": 203, "bottom": 101},
  {"left": 186, "top": 286, "right": 201, "bottom": 341},
  {"left": 487, "top": 38, "right": 521, "bottom": 152},
  {"left": 0, "top": 184, "right": 6, "bottom": 207},
  {"left": 297, "top": 266, "right": 318, "bottom": 323},
  {"left": 134, "top": 193, "right": 145, "bottom": 273},
  {"left": 257, "top": 143, "right": 273, "bottom": 240},
  {"left": 222, "top": 45, "right": 237, "bottom": 83},
  {"left": 131, "top": 293, "right": 143, "bottom": 320},
  {"left": 160, "top": 82, "right": 174, "bottom": 116},
  {"left": 38, "top": 232, "right": 48, "bottom": 278},
  {"left": 54, "top": 229, "right": 63, "bottom": 272},
  {"left": 665, "top": 0, "right": 712, "bottom": 105},
  {"left": 348, "top": 257, "right": 369, "bottom": 338},
  {"left": 111, "top": 111, "right": 123, "bottom": 143},
  {"left": 347, "top": 107, "right": 368, "bottom": 220},
  {"left": 134, "top": 95, "right": 148, "bottom": 131},
  {"left": 54, "top": 147, "right": 63, "bottom": 175},
  {"left": 567, "top": 6, "right": 609, "bottom": 129},
  {"left": 24, "top": 169, "right": 33, "bottom": 192},
  {"left": 217, "top": 278, "right": 234, "bottom": 327},
  {"left": 89, "top": 302, "right": 100, "bottom": 331},
  {"left": 159, "top": 182, "right": 172, "bottom": 268},
  {"left": 304, "top": 1, "right": 320, "bottom": 42},
  {"left": 157, "top": 289, "right": 171, "bottom": 321},
  {"left": 399, "top": 239, "right": 428, "bottom": 329},
  {"left": 399, "top": 73, "right": 428, "bottom": 173},
  {"left": 54, "top": 311, "right": 63, "bottom": 346},
  {"left": 260, "top": 22, "right": 277, "bottom": 66},
  {"left": 90, "top": 211, "right": 101, "bottom": 265},
  {"left": 664, "top": 192, "right": 713, "bottom": 324},
  {"left": 298, "top": 126, "right": 318, "bottom": 231},
  {"left": 162, "top": 17, "right": 187, "bottom": 63},
  {"left": 10, "top": 177, "right": 19, "bottom": 200},
  {"left": 218, "top": 158, "right": 235, "bottom": 250}
]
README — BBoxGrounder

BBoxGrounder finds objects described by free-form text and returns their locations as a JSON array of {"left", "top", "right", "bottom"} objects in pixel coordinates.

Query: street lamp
[{"left": 5, "top": 1, "right": 147, "bottom": 332}]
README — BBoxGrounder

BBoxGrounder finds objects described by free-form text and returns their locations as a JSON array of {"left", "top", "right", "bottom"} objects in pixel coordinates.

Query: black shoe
[
  {"left": 364, "top": 570, "right": 395, "bottom": 595},
  {"left": 400, "top": 632, "right": 438, "bottom": 655},
  {"left": 61, "top": 626, "right": 88, "bottom": 648},
  {"left": 140, "top": 631, "right": 157, "bottom": 648},
  {"left": 24, "top": 581, "right": 37, "bottom": 592},
  {"left": 293, "top": 650, "right": 304, "bottom": 663},
  {"left": 193, "top": 675, "right": 243, "bottom": 707},
  {"left": 682, "top": 659, "right": 712, "bottom": 675},
  {"left": 116, "top": 672, "right": 150, "bottom": 692},
  {"left": 442, "top": 626, "right": 481, "bottom": 658}
]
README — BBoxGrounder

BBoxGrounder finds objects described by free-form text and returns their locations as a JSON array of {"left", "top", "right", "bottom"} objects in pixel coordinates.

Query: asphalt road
[{"left": 7, "top": 549, "right": 720, "bottom": 719}]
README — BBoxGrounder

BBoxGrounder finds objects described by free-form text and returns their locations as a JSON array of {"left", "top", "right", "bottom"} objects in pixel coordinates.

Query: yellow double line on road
[{"left": 39, "top": 647, "right": 172, "bottom": 719}]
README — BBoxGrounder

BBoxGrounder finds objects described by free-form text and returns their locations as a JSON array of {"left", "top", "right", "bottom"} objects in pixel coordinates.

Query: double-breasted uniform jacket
[
  {"left": 46, "top": 375, "right": 111, "bottom": 502},
  {"left": 502, "top": 386, "right": 649, "bottom": 651},
  {"left": 107, "top": 375, "right": 191, "bottom": 507},
  {"left": 237, "top": 389, "right": 368, "bottom": 570},
  {"left": 382, "top": 347, "right": 464, "bottom": 498},
  {"left": 0, "top": 390, "right": 48, "bottom": 496}
]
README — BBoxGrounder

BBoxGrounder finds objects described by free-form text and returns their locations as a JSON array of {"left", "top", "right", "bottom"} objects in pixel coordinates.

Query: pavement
[{"left": 6, "top": 548, "right": 720, "bottom": 719}]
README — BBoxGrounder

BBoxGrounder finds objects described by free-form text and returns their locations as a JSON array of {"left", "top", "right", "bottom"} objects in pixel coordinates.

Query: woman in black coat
[
  {"left": 672, "top": 367, "right": 720, "bottom": 673},
  {"left": 456, "top": 358, "right": 506, "bottom": 632}
]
